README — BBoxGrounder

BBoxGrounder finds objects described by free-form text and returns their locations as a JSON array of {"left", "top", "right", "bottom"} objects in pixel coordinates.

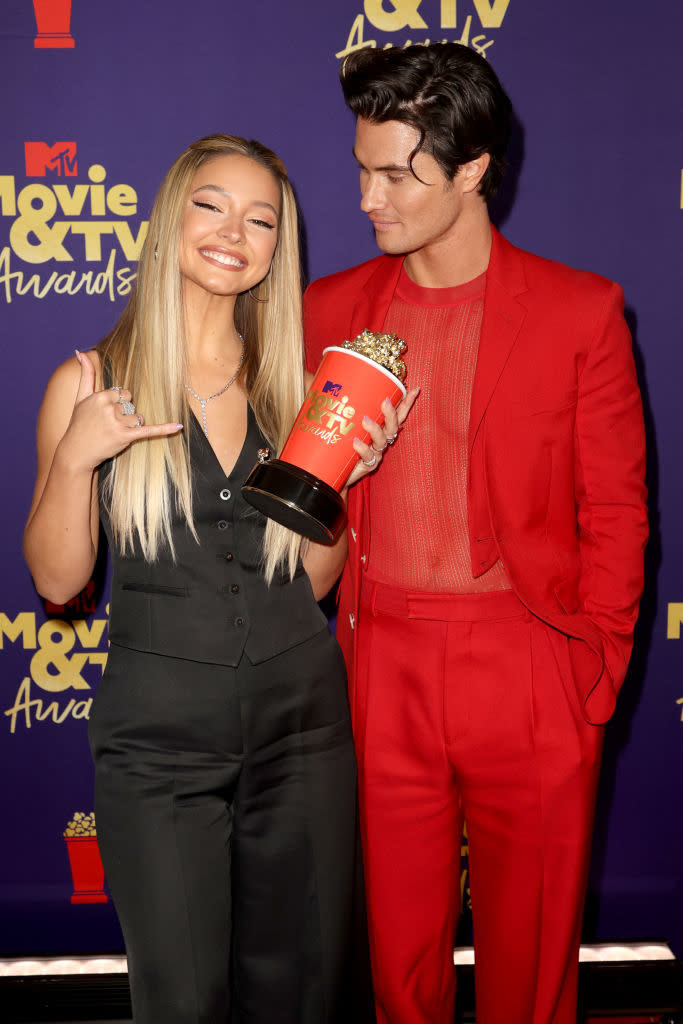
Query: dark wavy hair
[{"left": 340, "top": 43, "right": 512, "bottom": 200}]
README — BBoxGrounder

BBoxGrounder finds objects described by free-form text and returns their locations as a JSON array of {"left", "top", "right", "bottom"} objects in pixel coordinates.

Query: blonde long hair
[{"left": 98, "top": 134, "right": 306, "bottom": 582}]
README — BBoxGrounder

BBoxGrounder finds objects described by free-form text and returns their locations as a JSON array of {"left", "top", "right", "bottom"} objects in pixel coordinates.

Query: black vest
[{"left": 100, "top": 406, "right": 327, "bottom": 666}]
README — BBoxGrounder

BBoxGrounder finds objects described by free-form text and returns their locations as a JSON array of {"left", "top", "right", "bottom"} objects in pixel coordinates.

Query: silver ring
[
  {"left": 385, "top": 431, "right": 399, "bottom": 446},
  {"left": 121, "top": 400, "right": 136, "bottom": 416},
  {"left": 362, "top": 454, "right": 377, "bottom": 468},
  {"left": 372, "top": 440, "right": 388, "bottom": 453},
  {"left": 135, "top": 414, "right": 143, "bottom": 428},
  {"left": 110, "top": 385, "right": 122, "bottom": 393}
]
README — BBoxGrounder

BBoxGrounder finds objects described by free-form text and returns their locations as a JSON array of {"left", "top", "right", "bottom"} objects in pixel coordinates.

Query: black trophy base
[{"left": 242, "top": 458, "right": 347, "bottom": 544}]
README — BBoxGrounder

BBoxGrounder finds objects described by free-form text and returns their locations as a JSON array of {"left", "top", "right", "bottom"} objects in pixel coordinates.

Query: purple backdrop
[{"left": 1, "top": 0, "right": 680, "bottom": 957}]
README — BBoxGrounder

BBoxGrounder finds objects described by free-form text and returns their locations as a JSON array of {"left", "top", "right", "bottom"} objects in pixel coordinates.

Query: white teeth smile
[{"left": 201, "top": 249, "right": 245, "bottom": 268}]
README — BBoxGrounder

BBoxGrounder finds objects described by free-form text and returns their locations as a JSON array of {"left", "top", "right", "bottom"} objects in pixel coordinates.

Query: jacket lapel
[
  {"left": 349, "top": 255, "right": 404, "bottom": 338},
  {"left": 343, "top": 234, "right": 527, "bottom": 457},
  {"left": 469, "top": 228, "right": 528, "bottom": 452}
]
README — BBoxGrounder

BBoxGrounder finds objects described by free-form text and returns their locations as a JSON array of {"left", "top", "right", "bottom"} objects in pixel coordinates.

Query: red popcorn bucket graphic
[
  {"left": 64, "top": 812, "right": 108, "bottom": 904},
  {"left": 65, "top": 837, "right": 108, "bottom": 904},
  {"left": 33, "top": 0, "right": 75, "bottom": 49},
  {"left": 243, "top": 339, "right": 406, "bottom": 543}
]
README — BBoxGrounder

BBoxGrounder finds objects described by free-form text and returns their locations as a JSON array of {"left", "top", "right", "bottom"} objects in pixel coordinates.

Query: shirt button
[
  {"left": 220, "top": 488, "right": 231, "bottom": 501},
  {"left": 217, "top": 520, "right": 228, "bottom": 530},
  {"left": 235, "top": 616, "right": 245, "bottom": 627},
  {"left": 230, "top": 584, "right": 240, "bottom": 594},
  {"left": 224, "top": 552, "right": 234, "bottom": 562}
]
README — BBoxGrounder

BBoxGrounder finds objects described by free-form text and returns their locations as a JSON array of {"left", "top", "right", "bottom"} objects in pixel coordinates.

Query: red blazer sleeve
[
  {"left": 304, "top": 277, "right": 350, "bottom": 374},
  {"left": 573, "top": 281, "right": 648, "bottom": 711},
  {"left": 304, "top": 282, "right": 325, "bottom": 374},
  {"left": 303, "top": 256, "right": 391, "bottom": 373}
]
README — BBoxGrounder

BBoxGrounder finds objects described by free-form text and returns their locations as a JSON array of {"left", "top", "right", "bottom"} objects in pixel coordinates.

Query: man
[{"left": 304, "top": 43, "right": 648, "bottom": 1024}]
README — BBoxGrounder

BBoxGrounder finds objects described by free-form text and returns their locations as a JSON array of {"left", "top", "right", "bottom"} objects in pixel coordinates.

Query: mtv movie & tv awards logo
[
  {"left": 1, "top": 591, "right": 109, "bottom": 734},
  {"left": 336, "top": 0, "right": 511, "bottom": 59},
  {"left": 296, "top": 380, "right": 357, "bottom": 446},
  {"left": 0, "top": 141, "right": 148, "bottom": 303},
  {"left": 666, "top": 602, "right": 683, "bottom": 723}
]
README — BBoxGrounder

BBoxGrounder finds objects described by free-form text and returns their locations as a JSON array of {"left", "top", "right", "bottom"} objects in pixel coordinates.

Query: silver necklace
[{"left": 185, "top": 338, "right": 245, "bottom": 437}]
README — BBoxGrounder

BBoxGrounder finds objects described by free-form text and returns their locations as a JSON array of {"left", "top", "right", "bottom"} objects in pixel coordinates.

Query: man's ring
[
  {"left": 386, "top": 431, "right": 399, "bottom": 445},
  {"left": 121, "top": 400, "right": 136, "bottom": 416},
  {"left": 362, "top": 454, "right": 377, "bottom": 468}
]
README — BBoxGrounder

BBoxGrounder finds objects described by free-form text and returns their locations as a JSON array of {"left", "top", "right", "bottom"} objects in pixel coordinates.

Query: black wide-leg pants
[{"left": 89, "top": 629, "right": 365, "bottom": 1024}]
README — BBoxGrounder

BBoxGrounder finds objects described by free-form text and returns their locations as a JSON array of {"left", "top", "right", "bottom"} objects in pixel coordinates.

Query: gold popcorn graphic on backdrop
[{"left": 64, "top": 810, "right": 97, "bottom": 838}]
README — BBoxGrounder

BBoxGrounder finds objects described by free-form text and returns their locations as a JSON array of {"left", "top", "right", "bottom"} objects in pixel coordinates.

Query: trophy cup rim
[{"left": 321, "top": 346, "right": 407, "bottom": 397}]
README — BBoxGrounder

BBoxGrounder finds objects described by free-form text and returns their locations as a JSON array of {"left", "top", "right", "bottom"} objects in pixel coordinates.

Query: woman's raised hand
[{"left": 59, "top": 350, "right": 183, "bottom": 472}]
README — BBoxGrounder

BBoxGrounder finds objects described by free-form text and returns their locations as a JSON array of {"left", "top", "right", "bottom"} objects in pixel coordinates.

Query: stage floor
[{"left": 2, "top": 944, "right": 681, "bottom": 1023}]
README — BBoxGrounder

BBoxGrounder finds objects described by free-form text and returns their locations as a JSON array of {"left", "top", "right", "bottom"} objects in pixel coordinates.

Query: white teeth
[{"left": 201, "top": 249, "right": 245, "bottom": 268}]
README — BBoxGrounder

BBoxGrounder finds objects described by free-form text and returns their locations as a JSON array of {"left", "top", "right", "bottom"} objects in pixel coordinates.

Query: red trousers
[{"left": 353, "top": 582, "right": 604, "bottom": 1024}]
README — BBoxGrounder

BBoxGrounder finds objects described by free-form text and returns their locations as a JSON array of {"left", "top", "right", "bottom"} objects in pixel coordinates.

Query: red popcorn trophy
[{"left": 242, "top": 330, "right": 407, "bottom": 543}]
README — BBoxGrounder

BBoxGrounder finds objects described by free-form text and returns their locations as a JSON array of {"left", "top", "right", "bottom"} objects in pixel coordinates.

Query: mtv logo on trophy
[
  {"left": 243, "top": 330, "right": 407, "bottom": 543},
  {"left": 33, "top": 0, "right": 75, "bottom": 49}
]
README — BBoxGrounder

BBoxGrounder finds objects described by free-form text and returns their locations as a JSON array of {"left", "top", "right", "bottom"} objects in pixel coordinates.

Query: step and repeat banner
[{"left": 1, "top": 1, "right": 681, "bottom": 957}]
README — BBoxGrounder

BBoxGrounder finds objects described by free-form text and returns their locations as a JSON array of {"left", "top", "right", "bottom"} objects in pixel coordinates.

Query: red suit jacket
[{"left": 304, "top": 227, "right": 648, "bottom": 725}]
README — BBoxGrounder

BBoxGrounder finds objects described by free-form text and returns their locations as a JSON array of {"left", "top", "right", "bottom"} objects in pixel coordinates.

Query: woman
[{"left": 23, "top": 134, "right": 403, "bottom": 1023}]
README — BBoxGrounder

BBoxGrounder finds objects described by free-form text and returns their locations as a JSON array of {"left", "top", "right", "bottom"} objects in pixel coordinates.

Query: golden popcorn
[
  {"left": 64, "top": 811, "right": 97, "bottom": 838},
  {"left": 342, "top": 329, "right": 407, "bottom": 382}
]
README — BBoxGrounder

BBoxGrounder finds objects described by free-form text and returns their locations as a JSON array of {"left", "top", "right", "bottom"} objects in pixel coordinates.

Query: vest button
[
  {"left": 224, "top": 552, "right": 234, "bottom": 562},
  {"left": 234, "top": 616, "right": 245, "bottom": 627},
  {"left": 217, "top": 520, "right": 228, "bottom": 530},
  {"left": 220, "top": 488, "right": 231, "bottom": 500},
  {"left": 231, "top": 584, "right": 240, "bottom": 594}
]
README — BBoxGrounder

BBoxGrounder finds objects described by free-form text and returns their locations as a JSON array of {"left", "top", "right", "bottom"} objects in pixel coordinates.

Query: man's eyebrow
[
  {"left": 351, "top": 150, "right": 410, "bottom": 173},
  {"left": 191, "top": 184, "right": 278, "bottom": 215}
]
